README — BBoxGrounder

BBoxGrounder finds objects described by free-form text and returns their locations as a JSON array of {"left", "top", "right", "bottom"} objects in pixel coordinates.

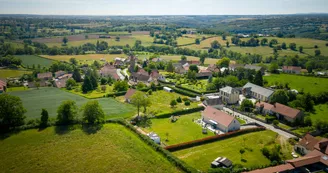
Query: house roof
[
  {"left": 314, "top": 138, "right": 328, "bottom": 154},
  {"left": 298, "top": 134, "right": 320, "bottom": 151},
  {"left": 282, "top": 66, "right": 302, "bottom": 71},
  {"left": 55, "top": 70, "right": 66, "bottom": 78},
  {"left": 245, "top": 163, "right": 294, "bottom": 173},
  {"left": 37, "top": 72, "right": 52, "bottom": 79},
  {"left": 244, "top": 64, "right": 263, "bottom": 71},
  {"left": 100, "top": 64, "right": 120, "bottom": 80},
  {"left": 203, "top": 106, "right": 235, "bottom": 128},
  {"left": 220, "top": 86, "right": 238, "bottom": 94},
  {"left": 57, "top": 74, "right": 72, "bottom": 80},
  {"left": 0, "top": 79, "right": 7, "bottom": 87},
  {"left": 243, "top": 82, "right": 274, "bottom": 98},
  {"left": 271, "top": 103, "right": 301, "bottom": 119},
  {"left": 150, "top": 70, "right": 159, "bottom": 79},
  {"left": 124, "top": 89, "right": 137, "bottom": 100},
  {"left": 255, "top": 101, "right": 274, "bottom": 111},
  {"left": 287, "top": 155, "right": 321, "bottom": 168},
  {"left": 55, "top": 78, "right": 68, "bottom": 88}
]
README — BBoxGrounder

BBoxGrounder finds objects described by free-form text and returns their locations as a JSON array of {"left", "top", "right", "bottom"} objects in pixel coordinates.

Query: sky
[{"left": 0, "top": 0, "right": 327, "bottom": 15}]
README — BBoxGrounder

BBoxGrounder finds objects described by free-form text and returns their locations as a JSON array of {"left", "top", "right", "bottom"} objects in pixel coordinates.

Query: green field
[
  {"left": 0, "top": 69, "right": 32, "bottom": 78},
  {"left": 173, "top": 130, "right": 292, "bottom": 172},
  {"left": 64, "top": 84, "right": 115, "bottom": 99},
  {"left": 0, "top": 123, "right": 180, "bottom": 173},
  {"left": 8, "top": 87, "right": 136, "bottom": 120},
  {"left": 42, "top": 54, "right": 124, "bottom": 62},
  {"left": 264, "top": 74, "right": 328, "bottom": 94},
  {"left": 15, "top": 55, "right": 54, "bottom": 68},
  {"left": 181, "top": 79, "right": 209, "bottom": 92},
  {"left": 309, "top": 104, "right": 328, "bottom": 122},
  {"left": 143, "top": 112, "right": 213, "bottom": 145},
  {"left": 117, "top": 90, "right": 199, "bottom": 115}
]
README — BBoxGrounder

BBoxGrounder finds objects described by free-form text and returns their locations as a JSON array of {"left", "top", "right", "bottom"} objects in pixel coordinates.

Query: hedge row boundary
[
  {"left": 175, "top": 85, "right": 217, "bottom": 95},
  {"left": 165, "top": 127, "right": 266, "bottom": 152},
  {"left": 172, "top": 86, "right": 198, "bottom": 97},
  {"left": 155, "top": 106, "right": 205, "bottom": 119}
]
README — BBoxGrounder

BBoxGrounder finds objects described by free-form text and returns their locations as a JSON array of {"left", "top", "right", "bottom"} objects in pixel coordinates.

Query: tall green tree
[
  {"left": 254, "top": 70, "right": 263, "bottom": 86},
  {"left": 72, "top": 68, "right": 82, "bottom": 82},
  {"left": 82, "top": 100, "right": 105, "bottom": 124},
  {"left": 56, "top": 100, "right": 78, "bottom": 125},
  {"left": 82, "top": 76, "right": 93, "bottom": 93},
  {"left": 216, "top": 57, "right": 230, "bottom": 68},
  {"left": 195, "top": 38, "right": 200, "bottom": 45},
  {"left": 270, "top": 90, "right": 289, "bottom": 105},
  {"left": 131, "top": 91, "right": 151, "bottom": 117},
  {"left": 0, "top": 94, "right": 26, "bottom": 130},
  {"left": 62, "top": 37, "right": 68, "bottom": 45},
  {"left": 299, "top": 46, "right": 303, "bottom": 53},
  {"left": 166, "top": 61, "right": 174, "bottom": 72},
  {"left": 40, "top": 109, "right": 49, "bottom": 127}
]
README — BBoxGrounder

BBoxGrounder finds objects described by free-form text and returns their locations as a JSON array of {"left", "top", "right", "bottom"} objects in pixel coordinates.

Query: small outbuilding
[
  {"left": 163, "top": 87, "right": 173, "bottom": 93},
  {"left": 211, "top": 157, "right": 232, "bottom": 168},
  {"left": 147, "top": 132, "right": 160, "bottom": 144}
]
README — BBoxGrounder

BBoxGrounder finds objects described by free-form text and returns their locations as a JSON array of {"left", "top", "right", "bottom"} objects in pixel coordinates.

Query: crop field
[
  {"left": 41, "top": 54, "right": 124, "bottom": 62},
  {"left": 264, "top": 74, "right": 328, "bottom": 94},
  {"left": 8, "top": 87, "right": 136, "bottom": 120},
  {"left": 0, "top": 69, "right": 32, "bottom": 78},
  {"left": 15, "top": 55, "right": 54, "bottom": 68},
  {"left": 143, "top": 112, "right": 213, "bottom": 145},
  {"left": 182, "top": 36, "right": 231, "bottom": 50},
  {"left": 173, "top": 130, "right": 292, "bottom": 172},
  {"left": 309, "top": 104, "right": 328, "bottom": 122},
  {"left": 177, "top": 37, "right": 196, "bottom": 46},
  {"left": 0, "top": 123, "right": 180, "bottom": 173}
]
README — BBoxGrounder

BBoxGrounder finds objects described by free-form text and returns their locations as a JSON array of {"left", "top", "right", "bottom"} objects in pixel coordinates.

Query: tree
[
  {"left": 66, "top": 78, "right": 77, "bottom": 90},
  {"left": 72, "top": 68, "right": 82, "bottom": 82},
  {"left": 211, "top": 40, "right": 221, "bottom": 49},
  {"left": 305, "top": 61, "right": 315, "bottom": 73},
  {"left": 101, "top": 85, "right": 107, "bottom": 92},
  {"left": 260, "top": 38, "right": 268, "bottom": 46},
  {"left": 269, "top": 62, "right": 279, "bottom": 73},
  {"left": 170, "top": 100, "right": 177, "bottom": 107},
  {"left": 0, "top": 94, "right": 26, "bottom": 130},
  {"left": 222, "top": 34, "right": 226, "bottom": 40},
  {"left": 281, "top": 42, "right": 287, "bottom": 49},
  {"left": 254, "top": 70, "right": 263, "bottom": 86},
  {"left": 216, "top": 57, "right": 230, "bottom": 68},
  {"left": 273, "top": 120, "right": 279, "bottom": 126},
  {"left": 315, "top": 50, "right": 321, "bottom": 56},
  {"left": 176, "top": 97, "right": 182, "bottom": 103},
  {"left": 113, "top": 80, "right": 129, "bottom": 92},
  {"left": 131, "top": 91, "right": 150, "bottom": 117},
  {"left": 82, "top": 100, "right": 105, "bottom": 124},
  {"left": 226, "top": 41, "right": 230, "bottom": 47},
  {"left": 189, "top": 64, "right": 199, "bottom": 73},
  {"left": 40, "top": 109, "right": 49, "bottom": 127},
  {"left": 35, "top": 82, "right": 40, "bottom": 89},
  {"left": 115, "top": 36, "right": 120, "bottom": 41},
  {"left": 62, "top": 37, "right": 68, "bottom": 45},
  {"left": 289, "top": 43, "right": 297, "bottom": 51},
  {"left": 195, "top": 38, "right": 200, "bottom": 45},
  {"left": 166, "top": 61, "right": 174, "bottom": 72},
  {"left": 181, "top": 55, "right": 187, "bottom": 61},
  {"left": 69, "top": 58, "right": 78, "bottom": 65},
  {"left": 240, "top": 99, "right": 253, "bottom": 112},
  {"left": 199, "top": 52, "right": 207, "bottom": 64},
  {"left": 82, "top": 77, "right": 93, "bottom": 93},
  {"left": 56, "top": 100, "right": 78, "bottom": 125},
  {"left": 299, "top": 46, "right": 303, "bottom": 53},
  {"left": 270, "top": 90, "right": 289, "bottom": 105}
]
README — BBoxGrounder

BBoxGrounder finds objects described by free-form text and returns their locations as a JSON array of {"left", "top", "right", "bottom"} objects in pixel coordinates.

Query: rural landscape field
[{"left": 1, "top": 0, "right": 328, "bottom": 173}]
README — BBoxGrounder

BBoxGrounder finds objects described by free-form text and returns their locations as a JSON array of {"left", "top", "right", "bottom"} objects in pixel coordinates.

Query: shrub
[
  {"left": 273, "top": 120, "right": 279, "bottom": 126},
  {"left": 170, "top": 100, "right": 177, "bottom": 107},
  {"left": 156, "top": 106, "right": 205, "bottom": 119},
  {"left": 176, "top": 97, "right": 182, "bottom": 103},
  {"left": 40, "top": 109, "right": 49, "bottom": 127},
  {"left": 184, "top": 101, "right": 190, "bottom": 106}
]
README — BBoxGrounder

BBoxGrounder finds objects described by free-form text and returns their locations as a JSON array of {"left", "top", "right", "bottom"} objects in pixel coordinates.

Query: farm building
[
  {"left": 202, "top": 106, "right": 240, "bottom": 133},
  {"left": 207, "top": 64, "right": 220, "bottom": 73},
  {"left": 271, "top": 103, "right": 303, "bottom": 123},
  {"left": 242, "top": 82, "right": 274, "bottom": 102},
  {"left": 255, "top": 101, "right": 274, "bottom": 115},
  {"left": 282, "top": 66, "right": 302, "bottom": 74},
  {"left": 130, "top": 69, "right": 150, "bottom": 82},
  {"left": 211, "top": 157, "right": 233, "bottom": 168},
  {"left": 99, "top": 63, "right": 121, "bottom": 80},
  {"left": 0, "top": 79, "right": 7, "bottom": 93},
  {"left": 114, "top": 57, "right": 125, "bottom": 68},
  {"left": 173, "top": 63, "right": 187, "bottom": 74},
  {"left": 196, "top": 69, "right": 212, "bottom": 78},
  {"left": 37, "top": 72, "right": 53, "bottom": 80},
  {"left": 54, "top": 74, "right": 72, "bottom": 88},
  {"left": 219, "top": 86, "right": 239, "bottom": 104},
  {"left": 163, "top": 87, "right": 173, "bottom": 92},
  {"left": 124, "top": 88, "right": 137, "bottom": 103}
]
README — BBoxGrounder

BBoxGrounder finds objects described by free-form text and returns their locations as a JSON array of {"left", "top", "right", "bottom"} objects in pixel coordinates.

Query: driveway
[{"left": 223, "top": 107, "right": 297, "bottom": 139}]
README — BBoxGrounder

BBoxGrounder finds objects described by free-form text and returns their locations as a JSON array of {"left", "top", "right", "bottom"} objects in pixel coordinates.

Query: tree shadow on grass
[
  {"left": 55, "top": 125, "right": 76, "bottom": 135},
  {"left": 82, "top": 123, "right": 103, "bottom": 135},
  {"left": 0, "top": 130, "right": 20, "bottom": 140}
]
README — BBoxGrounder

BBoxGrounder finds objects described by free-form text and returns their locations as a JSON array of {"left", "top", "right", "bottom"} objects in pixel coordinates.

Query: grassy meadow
[
  {"left": 63, "top": 84, "right": 115, "bottom": 99},
  {"left": 0, "top": 123, "right": 180, "bottom": 173},
  {"left": 8, "top": 87, "right": 135, "bottom": 120},
  {"left": 0, "top": 69, "right": 32, "bottom": 78},
  {"left": 41, "top": 54, "right": 124, "bottom": 62},
  {"left": 173, "top": 130, "right": 292, "bottom": 172},
  {"left": 15, "top": 55, "right": 54, "bottom": 68},
  {"left": 309, "top": 104, "right": 328, "bottom": 122},
  {"left": 264, "top": 74, "right": 328, "bottom": 94},
  {"left": 143, "top": 112, "right": 213, "bottom": 145}
]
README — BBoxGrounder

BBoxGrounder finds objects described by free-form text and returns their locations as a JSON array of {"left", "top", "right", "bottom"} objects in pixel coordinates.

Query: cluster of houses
[
  {"left": 29, "top": 71, "right": 73, "bottom": 89},
  {"left": 248, "top": 134, "right": 328, "bottom": 173}
]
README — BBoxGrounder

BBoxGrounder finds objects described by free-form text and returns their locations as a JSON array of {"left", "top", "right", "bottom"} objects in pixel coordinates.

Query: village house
[
  {"left": 207, "top": 64, "right": 220, "bottom": 73},
  {"left": 124, "top": 88, "right": 137, "bottom": 103},
  {"left": 130, "top": 69, "right": 150, "bottom": 82},
  {"left": 173, "top": 63, "right": 187, "bottom": 74},
  {"left": 271, "top": 103, "right": 303, "bottom": 123},
  {"left": 203, "top": 93, "right": 222, "bottom": 106},
  {"left": 242, "top": 82, "right": 274, "bottom": 102},
  {"left": 114, "top": 58, "right": 125, "bottom": 68},
  {"left": 0, "top": 79, "right": 7, "bottom": 93},
  {"left": 295, "top": 134, "right": 320, "bottom": 155},
  {"left": 202, "top": 106, "right": 240, "bottom": 133},
  {"left": 37, "top": 72, "right": 53, "bottom": 80},
  {"left": 244, "top": 64, "right": 265, "bottom": 74},
  {"left": 151, "top": 58, "right": 163, "bottom": 63},
  {"left": 196, "top": 69, "right": 213, "bottom": 78},
  {"left": 55, "top": 71, "right": 66, "bottom": 78},
  {"left": 219, "top": 86, "right": 239, "bottom": 104},
  {"left": 229, "top": 64, "right": 244, "bottom": 71},
  {"left": 54, "top": 74, "right": 73, "bottom": 88},
  {"left": 99, "top": 63, "right": 121, "bottom": 80},
  {"left": 282, "top": 66, "right": 302, "bottom": 74},
  {"left": 255, "top": 101, "right": 274, "bottom": 115}
]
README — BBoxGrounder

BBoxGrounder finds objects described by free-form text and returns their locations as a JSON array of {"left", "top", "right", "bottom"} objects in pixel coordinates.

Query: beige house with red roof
[
  {"left": 282, "top": 66, "right": 302, "bottom": 74},
  {"left": 256, "top": 101, "right": 274, "bottom": 115},
  {"left": 271, "top": 103, "right": 303, "bottom": 123},
  {"left": 202, "top": 106, "right": 240, "bottom": 133},
  {"left": 295, "top": 133, "right": 320, "bottom": 155},
  {"left": 124, "top": 88, "right": 137, "bottom": 103},
  {"left": 99, "top": 63, "right": 120, "bottom": 80},
  {"left": 130, "top": 69, "right": 150, "bottom": 82}
]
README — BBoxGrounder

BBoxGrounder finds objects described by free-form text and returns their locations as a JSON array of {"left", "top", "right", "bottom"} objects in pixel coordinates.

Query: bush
[
  {"left": 273, "top": 120, "right": 279, "bottom": 126},
  {"left": 184, "top": 101, "right": 190, "bottom": 106},
  {"left": 172, "top": 87, "right": 198, "bottom": 97},
  {"left": 156, "top": 106, "right": 205, "bottom": 119},
  {"left": 176, "top": 97, "right": 182, "bottom": 103}
]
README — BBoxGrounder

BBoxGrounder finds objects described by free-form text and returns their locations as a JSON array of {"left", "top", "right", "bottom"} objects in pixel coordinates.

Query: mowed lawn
[
  {"left": 309, "top": 104, "right": 328, "bottom": 122},
  {"left": 264, "top": 74, "right": 328, "bottom": 94},
  {"left": 143, "top": 112, "right": 213, "bottom": 145},
  {"left": 0, "top": 69, "right": 32, "bottom": 78},
  {"left": 173, "top": 130, "right": 288, "bottom": 172},
  {"left": 8, "top": 87, "right": 135, "bottom": 120},
  {"left": 0, "top": 124, "right": 180, "bottom": 173},
  {"left": 15, "top": 55, "right": 54, "bottom": 68}
]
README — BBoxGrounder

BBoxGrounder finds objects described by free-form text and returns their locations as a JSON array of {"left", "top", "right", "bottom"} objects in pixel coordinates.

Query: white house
[
  {"left": 202, "top": 106, "right": 240, "bottom": 133},
  {"left": 163, "top": 87, "right": 173, "bottom": 92},
  {"left": 242, "top": 82, "right": 274, "bottom": 102},
  {"left": 219, "top": 86, "right": 239, "bottom": 104}
]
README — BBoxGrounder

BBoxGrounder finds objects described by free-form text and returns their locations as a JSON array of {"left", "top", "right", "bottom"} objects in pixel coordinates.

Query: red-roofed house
[
  {"left": 0, "top": 79, "right": 7, "bottom": 93},
  {"left": 271, "top": 103, "right": 303, "bottom": 123},
  {"left": 196, "top": 69, "right": 213, "bottom": 78},
  {"left": 55, "top": 71, "right": 66, "bottom": 78},
  {"left": 99, "top": 63, "right": 120, "bottom": 80},
  {"left": 295, "top": 133, "right": 320, "bottom": 155},
  {"left": 202, "top": 106, "right": 240, "bottom": 133},
  {"left": 124, "top": 88, "right": 137, "bottom": 103},
  {"left": 245, "top": 163, "right": 294, "bottom": 173},
  {"left": 130, "top": 69, "right": 150, "bottom": 82},
  {"left": 282, "top": 66, "right": 302, "bottom": 74},
  {"left": 256, "top": 101, "right": 274, "bottom": 115}
]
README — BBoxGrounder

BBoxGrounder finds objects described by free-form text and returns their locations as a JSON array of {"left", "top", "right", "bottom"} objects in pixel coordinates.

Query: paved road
[{"left": 223, "top": 107, "right": 297, "bottom": 139}]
